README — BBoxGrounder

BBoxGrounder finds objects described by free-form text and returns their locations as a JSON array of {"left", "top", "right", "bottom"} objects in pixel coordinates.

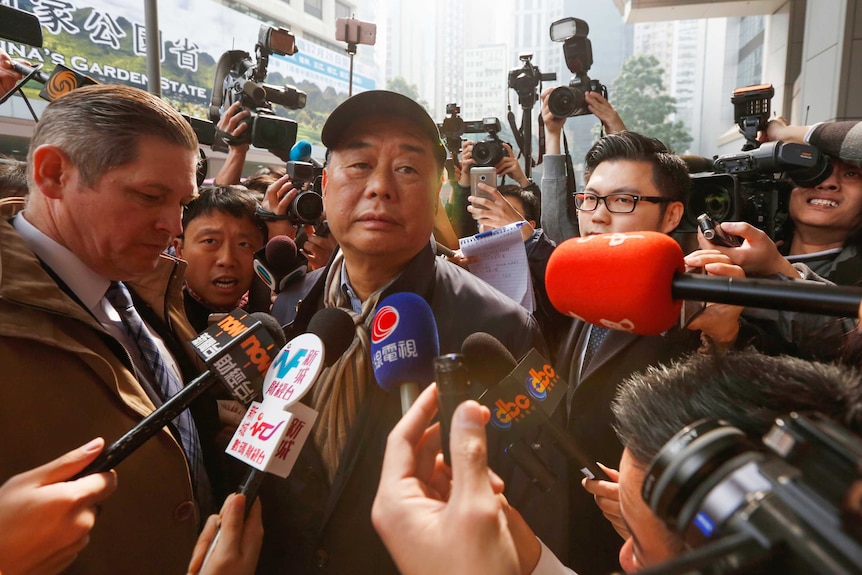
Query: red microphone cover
[{"left": 545, "top": 232, "right": 685, "bottom": 335}]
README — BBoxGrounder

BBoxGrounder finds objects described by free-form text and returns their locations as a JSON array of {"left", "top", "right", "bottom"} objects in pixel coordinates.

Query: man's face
[
  {"left": 577, "top": 160, "right": 683, "bottom": 236},
  {"left": 618, "top": 448, "right": 686, "bottom": 572},
  {"left": 174, "top": 211, "right": 264, "bottom": 308},
  {"left": 789, "top": 159, "right": 862, "bottom": 236},
  {"left": 322, "top": 115, "right": 440, "bottom": 269},
  {"left": 51, "top": 135, "right": 198, "bottom": 280}
]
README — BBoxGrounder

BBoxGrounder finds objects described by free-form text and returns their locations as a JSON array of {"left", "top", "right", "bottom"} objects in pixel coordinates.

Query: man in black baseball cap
[
  {"left": 321, "top": 89, "right": 447, "bottom": 166},
  {"left": 263, "top": 92, "right": 560, "bottom": 574}
]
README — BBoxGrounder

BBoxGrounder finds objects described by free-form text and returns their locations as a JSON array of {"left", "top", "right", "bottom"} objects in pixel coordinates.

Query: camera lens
[
  {"left": 472, "top": 139, "right": 505, "bottom": 167},
  {"left": 548, "top": 86, "right": 585, "bottom": 118},
  {"left": 644, "top": 419, "right": 764, "bottom": 545},
  {"left": 686, "top": 174, "right": 736, "bottom": 229},
  {"left": 289, "top": 191, "right": 323, "bottom": 224}
]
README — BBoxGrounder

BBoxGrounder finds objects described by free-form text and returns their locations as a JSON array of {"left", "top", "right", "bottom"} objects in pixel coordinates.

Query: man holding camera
[
  {"left": 374, "top": 349, "right": 862, "bottom": 575},
  {"left": 446, "top": 136, "right": 536, "bottom": 238}
]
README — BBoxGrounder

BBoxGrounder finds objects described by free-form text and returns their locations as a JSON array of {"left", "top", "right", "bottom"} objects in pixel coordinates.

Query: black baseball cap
[{"left": 321, "top": 90, "right": 446, "bottom": 166}]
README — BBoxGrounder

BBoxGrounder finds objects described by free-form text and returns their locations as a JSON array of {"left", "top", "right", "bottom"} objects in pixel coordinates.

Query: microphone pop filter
[
  {"left": 546, "top": 232, "right": 684, "bottom": 335},
  {"left": 307, "top": 307, "right": 356, "bottom": 367},
  {"left": 461, "top": 332, "right": 516, "bottom": 390},
  {"left": 370, "top": 292, "right": 440, "bottom": 393},
  {"left": 265, "top": 235, "right": 299, "bottom": 275}
]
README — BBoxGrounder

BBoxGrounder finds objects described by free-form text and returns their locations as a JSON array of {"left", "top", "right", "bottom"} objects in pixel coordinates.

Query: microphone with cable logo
[
  {"left": 253, "top": 235, "right": 306, "bottom": 294},
  {"left": 545, "top": 231, "right": 862, "bottom": 336},
  {"left": 75, "top": 310, "right": 286, "bottom": 478},
  {"left": 461, "top": 332, "right": 609, "bottom": 482},
  {"left": 370, "top": 292, "right": 440, "bottom": 415}
]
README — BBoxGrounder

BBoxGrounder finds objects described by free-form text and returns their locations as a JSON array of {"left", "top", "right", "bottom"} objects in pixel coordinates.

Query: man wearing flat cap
[{"left": 262, "top": 91, "right": 566, "bottom": 574}]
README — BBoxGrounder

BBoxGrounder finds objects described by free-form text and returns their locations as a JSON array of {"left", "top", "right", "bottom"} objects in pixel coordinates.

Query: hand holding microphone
[
  {"left": 75, "top": 311, "right": 286, "bottom": 478},
  {"left": 546, "top": 232, "right": 862, "bottom": 336},
  {"left": 372, "top": 384, "right": 519, "bottom": 575},
  {"left": 461, "top": 333, "right": 609, "bottom": 482},
  {"left": 201, "top": 308, "right": 354, "bottom": 569}
]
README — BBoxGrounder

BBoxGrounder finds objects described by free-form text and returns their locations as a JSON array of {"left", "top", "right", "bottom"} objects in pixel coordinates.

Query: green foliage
[
  {"left": 610, "top": 54, "right": 693, "bottom": 153},
  {"left": 386, "top": 76, "right": 430, "bottom": 111}
]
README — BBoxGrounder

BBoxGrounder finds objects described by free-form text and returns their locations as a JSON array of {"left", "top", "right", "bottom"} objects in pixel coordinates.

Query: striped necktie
[{"left": 106, "top": 281, "right": 211, "bottom": 514}]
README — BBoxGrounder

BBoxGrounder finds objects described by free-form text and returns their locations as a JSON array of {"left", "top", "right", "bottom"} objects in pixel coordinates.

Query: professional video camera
[
  {"left": 546, "top": 17, "right": 608, "bottom": 118},
  {"left": 437, "top": 104, "right": 507, "bottom": 167},
  {"left": 640, "top": 412, "right": 862, "bottom": 575},
  {"left": 209, "top": 25, "right": 307, "bottom": 161},
  {"left": 682, "top": 84, "right": 831, "bottom": 242}
]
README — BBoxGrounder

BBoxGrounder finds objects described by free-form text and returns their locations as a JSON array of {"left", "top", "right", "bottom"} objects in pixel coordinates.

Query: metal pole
[{"left": 144, "top": 0, "right": 161, "bottom": 96}]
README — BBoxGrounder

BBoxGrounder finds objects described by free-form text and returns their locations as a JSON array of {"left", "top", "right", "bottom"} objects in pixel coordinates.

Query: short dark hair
[
  {"left": 498, "top": 184, "right": 541, "bottom": 224},
  {"left": 613, "top": 350, "right": 862, "bottom": 466},
  {"left": 180, "top": 185, "right": 267, "bottom": 242},
  {"left": 583, "top": 131, "right": 691, "bottom": 207}
]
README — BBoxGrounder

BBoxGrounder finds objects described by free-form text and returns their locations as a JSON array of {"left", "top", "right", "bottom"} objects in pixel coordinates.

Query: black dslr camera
[
  {"left": 437, "top": 104, "right": 507, "bottom": 167},
  {"left": 210, "top": 25, "right": 307, "bottom": 161},
  {"left": 546, "top": 17, "right": 607, "bottom": 118},
  {"left": 471, "top": 117, "right": 507, "bottom": 167},
  {"left": 682, "top": 84, "right": 830, "bottom": 242},
  {"left": 508, "top": 53, "right": 556, "bottom": 108},
  {"left": 438, "top": 103, "right": 486, "bottom": 164},
  {"left": 641, "top": 413, "right": 862, "bottom": 574}
]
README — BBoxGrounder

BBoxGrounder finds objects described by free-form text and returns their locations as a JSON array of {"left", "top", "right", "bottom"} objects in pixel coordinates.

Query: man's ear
[
  {"left": 172, "top": 238, "right": 184, "bottom": 258},
  {"left": 661, "top": 201, "right": 685, "bottom": 234},
  {"left": 321, "top": 168, "right": 328, "bottom": 198},
  {"left": 31, "top": 145, "right": 72, "bottom": 199}
]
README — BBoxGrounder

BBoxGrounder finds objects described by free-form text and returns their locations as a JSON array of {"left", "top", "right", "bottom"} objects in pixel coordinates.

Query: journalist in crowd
[{"left": 0, "top": 83, "right": 260, "bottom": 575}]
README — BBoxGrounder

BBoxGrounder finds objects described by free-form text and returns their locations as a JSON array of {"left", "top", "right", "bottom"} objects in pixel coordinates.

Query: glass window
[{"left": 305, "top": 0, "right": 322, "bottom": 19}]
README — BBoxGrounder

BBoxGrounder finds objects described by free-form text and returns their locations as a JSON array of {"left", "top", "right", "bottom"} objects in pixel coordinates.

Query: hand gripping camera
[
  {"left": 641, "top": 413, "right": 862, "bottom": 575},
  {"left": 546, "top": 17, "right": 607, "bottom": 118},
  {"left": 210, "top": 25, "right": 307, "bottom": 161},
  {"left": 683, "top": 84, "right": 831, "bottom": 241}
]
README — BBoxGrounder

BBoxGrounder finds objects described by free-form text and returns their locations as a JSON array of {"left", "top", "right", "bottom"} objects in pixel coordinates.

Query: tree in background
[
  {"left": 386, "top": 76, "right": 430, "bottom": 111},
  {"left": 610, "top": 54, "right": 692, "bottom": 153}
]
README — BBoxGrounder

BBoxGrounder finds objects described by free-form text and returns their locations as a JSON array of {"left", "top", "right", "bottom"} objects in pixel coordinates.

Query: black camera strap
[{"left": 536, "top": 113, "right": 546, "bottom": 166}]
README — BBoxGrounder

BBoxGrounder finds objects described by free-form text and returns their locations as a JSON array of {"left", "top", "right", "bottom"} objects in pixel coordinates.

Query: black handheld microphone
[
  {"left": 75, "top": 311, "right": 286, "bottom": 478},
  {"left": 253, "top": 235, "right": 306, "bottom": 294},
  {"left": 462, "top": 332, "right": 609, "bottom": 482}
]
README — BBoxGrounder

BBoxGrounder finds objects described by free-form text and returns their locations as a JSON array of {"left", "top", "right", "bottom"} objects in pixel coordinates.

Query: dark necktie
[
  {"left": 106, "top": 281, "right": 211, "bottom": 512},
  {"left": 583, "top": 324, "right": 610, "bottom": 372}
]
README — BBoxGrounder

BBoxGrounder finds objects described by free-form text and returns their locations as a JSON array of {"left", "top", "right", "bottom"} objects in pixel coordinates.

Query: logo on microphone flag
[{"left": 371, "top": 305, "right": 399, "bottom": 344}]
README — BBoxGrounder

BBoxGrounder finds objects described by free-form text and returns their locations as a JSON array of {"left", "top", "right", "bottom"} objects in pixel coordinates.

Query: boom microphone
[
  {"left": 371, "top": 292, "right": 440, "bottom": 415},
  {"left": 461, "top": 332, "right": 609, "bottom": 481},
  {"left": 545, "top": 232, "right": 862, "bottom": 336},
  {"left": 76, "top": 310, "right": 286, "bottom": 477}
]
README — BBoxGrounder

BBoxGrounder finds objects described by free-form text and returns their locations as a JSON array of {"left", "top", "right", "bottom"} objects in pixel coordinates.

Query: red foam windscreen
[{"left": 545, "top": 232, "right": 685, "bottom": 335}]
